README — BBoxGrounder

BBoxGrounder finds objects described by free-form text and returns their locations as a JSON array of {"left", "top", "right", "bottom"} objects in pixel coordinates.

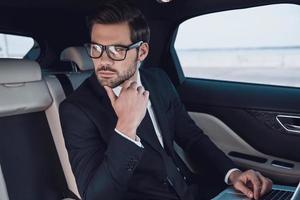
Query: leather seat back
[{"left": 0, "top": 59, "right": 69, "bottom": 200}]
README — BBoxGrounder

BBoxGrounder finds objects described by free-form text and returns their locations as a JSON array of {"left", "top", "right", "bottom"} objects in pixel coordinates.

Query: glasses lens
[
  {"left": 107, "top": 46, "right": 127, "bottom": 61},
  {"left": 86, "top": 44, "right": 103, "bottom": 58}
]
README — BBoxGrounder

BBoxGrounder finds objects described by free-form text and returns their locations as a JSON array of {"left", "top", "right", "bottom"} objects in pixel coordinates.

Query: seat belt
[{"left": 55, "top": 74, "right": 74, "bottom": 96}]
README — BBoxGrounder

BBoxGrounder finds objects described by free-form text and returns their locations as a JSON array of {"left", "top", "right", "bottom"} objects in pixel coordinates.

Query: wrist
[
  {"left": 228, "top": 170, "right": 242, "bottom": 185},
  {"left": 116, "top": 120, "right": 137, "bottom": 140}
]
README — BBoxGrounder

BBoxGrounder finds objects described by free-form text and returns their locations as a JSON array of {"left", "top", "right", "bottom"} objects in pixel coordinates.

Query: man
[{"left": 59, "top": 1, "right": 272, "bottom": 200}]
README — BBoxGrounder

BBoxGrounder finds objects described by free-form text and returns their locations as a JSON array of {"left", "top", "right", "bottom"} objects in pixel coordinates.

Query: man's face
[{"left": 90, "top": 22, "right": 148, "bottom": 88}]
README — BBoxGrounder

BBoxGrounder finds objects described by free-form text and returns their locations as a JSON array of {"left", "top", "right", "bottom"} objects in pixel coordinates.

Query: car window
[
  {"left": 174, "top": 4, "right": 300, "bottom": 88},
  {"left": 0, "top": 33, "right": 40, "bottom": 60}
]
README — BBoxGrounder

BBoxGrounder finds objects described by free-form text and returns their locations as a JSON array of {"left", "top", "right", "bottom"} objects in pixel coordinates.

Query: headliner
[{"left": 0, "top": 0, "right": 299, "bottom": 68}]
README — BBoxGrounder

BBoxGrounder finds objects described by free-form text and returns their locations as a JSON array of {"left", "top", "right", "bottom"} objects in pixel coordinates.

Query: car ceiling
[{"left": 0, "top": 0, "right": 299, "bottom": 68}]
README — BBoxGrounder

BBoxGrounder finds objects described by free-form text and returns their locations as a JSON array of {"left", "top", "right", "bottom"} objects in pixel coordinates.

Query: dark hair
[{"left": 87, "top": 0, "right": 150, "bottom": 43}]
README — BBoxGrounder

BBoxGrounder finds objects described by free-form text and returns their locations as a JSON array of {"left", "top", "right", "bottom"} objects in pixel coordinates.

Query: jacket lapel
[
  {"left": 140, "top": 69, "right": 174, "bottom": 154},
  {"left": 89, "top": 73, "right": 115, "bottom": 113},
  {"left": 88, "top": 73, "right": 118, "bottom": 143},
  {"left": 136, "top": 112, "right": 164, "bottom": 153}
]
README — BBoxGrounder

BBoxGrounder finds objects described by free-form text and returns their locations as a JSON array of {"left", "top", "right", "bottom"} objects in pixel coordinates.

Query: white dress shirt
[{"left": 112, "top": 70, "right": 239, "bottom": 184}]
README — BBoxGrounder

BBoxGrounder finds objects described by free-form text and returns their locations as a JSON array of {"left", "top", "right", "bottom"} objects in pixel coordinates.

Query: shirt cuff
[
  {"left": 225, "top": 168, "right": 241, "bottom": 185},
  {"left": 115, "top": 128, "right": 143, "bottom": 148}
]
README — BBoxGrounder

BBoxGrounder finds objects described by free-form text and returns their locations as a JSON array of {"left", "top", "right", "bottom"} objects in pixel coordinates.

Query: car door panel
[{"left": 177, "top": 78, "right": 300, "bottom": 184}]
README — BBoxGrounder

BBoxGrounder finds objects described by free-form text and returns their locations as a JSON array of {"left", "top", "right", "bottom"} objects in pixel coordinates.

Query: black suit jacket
[{"left": 59, "top": 67, "right": 236, "bottom": 200}]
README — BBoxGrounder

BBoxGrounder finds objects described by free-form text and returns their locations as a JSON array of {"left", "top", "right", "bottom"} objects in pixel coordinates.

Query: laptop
[{"left": 212, "top": 181, "right": 300, "bottom": 200}]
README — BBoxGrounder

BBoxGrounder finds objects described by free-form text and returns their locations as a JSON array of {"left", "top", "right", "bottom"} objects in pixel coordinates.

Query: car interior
[{"left": 0, "top": 0, "right": 300, "bottom": 199}]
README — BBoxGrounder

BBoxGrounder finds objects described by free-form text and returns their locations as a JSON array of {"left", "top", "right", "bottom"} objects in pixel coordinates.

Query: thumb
[{"left": 104, "top": 86, "right": 117, "bottom": 104}]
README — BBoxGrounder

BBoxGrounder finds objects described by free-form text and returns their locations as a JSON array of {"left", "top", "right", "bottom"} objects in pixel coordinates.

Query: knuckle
[
  {"left": 267, "top": 178, "right": 273, "bottom": 185},
  {"left": 140, "top": 87, "right": 145, "bottom": 92},
  {"left": 127, "top": 87, "right": 134, "bottom": 92},
  {"left": 262, "top": 177, "right": 268, "bottom": 183},
  {"left": 267, "top": 178, "right": 272, "bottom": 182}
]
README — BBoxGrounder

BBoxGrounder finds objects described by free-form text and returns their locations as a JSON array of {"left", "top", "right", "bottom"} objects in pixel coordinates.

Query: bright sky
[{"left": 175, "top": 4, "right": 300, "bottom": 49}]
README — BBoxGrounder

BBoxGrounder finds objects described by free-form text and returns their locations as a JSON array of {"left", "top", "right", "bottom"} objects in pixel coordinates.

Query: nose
[{"left": 93, "top": 49, "right": 114, "bottom": 68}]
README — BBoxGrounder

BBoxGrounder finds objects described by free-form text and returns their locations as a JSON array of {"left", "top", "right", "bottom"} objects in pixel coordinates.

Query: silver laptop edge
[{"left": 291, "top": 181, "right": 300, "bottom": 200}]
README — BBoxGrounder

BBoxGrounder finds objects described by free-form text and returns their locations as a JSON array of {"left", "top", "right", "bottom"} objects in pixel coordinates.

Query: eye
[{"left": 113, "top": 46, "right": 126, "bottom": 52}]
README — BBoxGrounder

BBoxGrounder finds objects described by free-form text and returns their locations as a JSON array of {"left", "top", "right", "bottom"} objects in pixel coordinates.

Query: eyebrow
[{"left": 90, "top": 41, "right": 130, "bottom": 46}]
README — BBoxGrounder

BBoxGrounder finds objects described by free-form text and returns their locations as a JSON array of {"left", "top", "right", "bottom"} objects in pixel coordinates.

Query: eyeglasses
[{"left": 84, "top": 41, "right": 143, "bottom": 61}]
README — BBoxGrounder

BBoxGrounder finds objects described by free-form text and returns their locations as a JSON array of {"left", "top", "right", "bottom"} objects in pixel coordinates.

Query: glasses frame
[{"left": 84, "top": 41, "right": 143, "bottom": 61}]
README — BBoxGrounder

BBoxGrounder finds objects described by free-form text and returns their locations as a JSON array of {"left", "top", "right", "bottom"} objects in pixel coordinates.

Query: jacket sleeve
[
  {"left": 160, "top": 71, "right": 236, "bottom": 178},
  {"left": 59, "top": 101, "right": 144, "bottom": 200}
]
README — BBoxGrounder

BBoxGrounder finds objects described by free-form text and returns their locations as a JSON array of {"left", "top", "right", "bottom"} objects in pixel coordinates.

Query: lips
[{"left": 97, "top": 70, "right": 116, "bottom": 78}]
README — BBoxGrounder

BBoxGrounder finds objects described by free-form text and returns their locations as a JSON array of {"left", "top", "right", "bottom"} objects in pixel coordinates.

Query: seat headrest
[
  {"left": 60, "top": 46, "right": 94, "bottom": 71},
  {"left": 0, "top": 59, "right": 41, "bottom": 84}
]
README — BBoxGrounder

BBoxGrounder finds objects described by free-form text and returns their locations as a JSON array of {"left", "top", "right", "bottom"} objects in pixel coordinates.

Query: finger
[
  {"left": 137, "top": 86, "right": 145, "bottom": 94},
  {"left": 104, "top": 86, "right": 117, "bottom": 104},
  {"left": 234, "top": 180, "right": 254, "bottom": 199},
  {"left": 247, "top": 171, "right": 262, "bottom": 200},
  {"left": 257, "top": 172, "right": 272, "bottom": 196},
  {"left": 256, "top": 172, "right": 267, "bottom": 196},
  {"left": 128, "top": 81, "right": 138, "bottom": 90},
  {"left": 122, "top": 80, "right": 132, "bottom": 89},
  {"left": 120, "top": 80, "right": 132, "bottom": 94},
  {"left": 143, "top": 90, "right": 149, "bottom": 99}
]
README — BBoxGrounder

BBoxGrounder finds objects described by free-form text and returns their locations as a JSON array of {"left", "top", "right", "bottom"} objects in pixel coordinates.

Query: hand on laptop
[{"left": 229, "top": 169, "right": 273, "bottom": 200}]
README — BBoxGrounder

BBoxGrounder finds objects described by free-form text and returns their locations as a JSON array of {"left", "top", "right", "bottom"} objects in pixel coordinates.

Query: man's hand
[
  {"left": 229, "top": 169, "right": 273, "bottom": 199},
  {"left": 104, "top": 81, "right": 149, "bottom": 140}
]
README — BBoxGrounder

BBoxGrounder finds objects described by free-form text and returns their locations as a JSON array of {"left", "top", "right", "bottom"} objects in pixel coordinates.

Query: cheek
[
  {"left": 121, "top": 61, "right": 135, "bottom": 74},
  {"left": 114, "top": 63, "right": 127, "bottom": 74},
  {"left": 123, "top": 52, "right": 138, "bottom": 67},
  {"left": 92, "top": 59, "right": 99, "bottom": 69}
]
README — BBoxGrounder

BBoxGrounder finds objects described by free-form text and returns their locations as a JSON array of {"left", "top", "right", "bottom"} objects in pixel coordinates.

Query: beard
[{"left": 96, "top": 60, "right": 138, "bottom": 88}]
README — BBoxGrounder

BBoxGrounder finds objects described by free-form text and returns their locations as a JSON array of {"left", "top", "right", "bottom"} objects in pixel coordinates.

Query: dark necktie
[{"left": 137, "top": 111, "right": 195, "bottom": 200}]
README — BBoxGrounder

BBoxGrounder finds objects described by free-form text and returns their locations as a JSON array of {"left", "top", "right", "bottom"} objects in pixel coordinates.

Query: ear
[{"left": 137, "top": 42, "right": 149, "bottom": 62}]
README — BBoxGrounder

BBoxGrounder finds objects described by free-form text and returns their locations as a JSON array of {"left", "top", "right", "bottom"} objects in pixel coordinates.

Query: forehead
[{"left": 91, "top": 22, "right": 132, "bottom": 45}]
